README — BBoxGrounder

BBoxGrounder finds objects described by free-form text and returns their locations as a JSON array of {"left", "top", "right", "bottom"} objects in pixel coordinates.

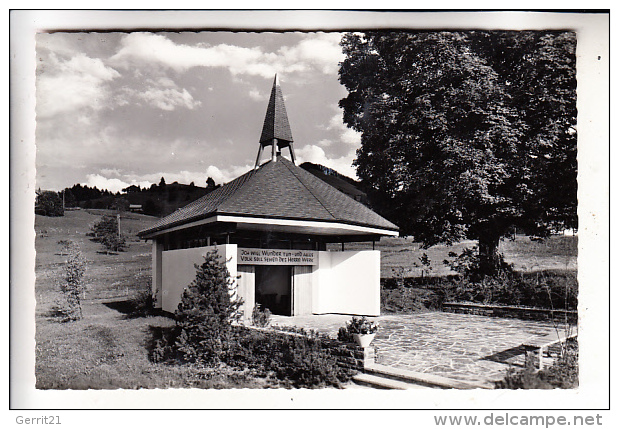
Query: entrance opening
[{"left": 255, "top": 265, "right": 292, "bottom": 316}]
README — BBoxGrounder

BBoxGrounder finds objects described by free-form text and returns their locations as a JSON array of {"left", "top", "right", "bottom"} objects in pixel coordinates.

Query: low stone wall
[
  {"left": 442, "top": 302, "right": 577, "bottom": 324},
  {"left": 244, "top": 325, "right": 374, "bottom": 371}
]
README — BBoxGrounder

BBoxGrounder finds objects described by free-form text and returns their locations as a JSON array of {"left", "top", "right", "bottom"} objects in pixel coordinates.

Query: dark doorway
[{"left": 255, "top": 265, "right": 292, "bottom": 316}]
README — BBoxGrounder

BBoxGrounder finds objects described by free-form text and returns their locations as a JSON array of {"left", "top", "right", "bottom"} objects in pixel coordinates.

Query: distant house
[
  {"left": 138, "top": 75, "right": 399, "bottom": 320},
  {"left": 129, "top": 204, "right": 143, "bottom": 213},
  {"left": 122, "top": 185, "right": 142, "bottom": 193}
]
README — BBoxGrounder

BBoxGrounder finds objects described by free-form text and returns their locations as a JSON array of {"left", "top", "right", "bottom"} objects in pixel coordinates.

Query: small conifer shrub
[{"left": 174, "top": 250, "right": 243, "bottom": 365}]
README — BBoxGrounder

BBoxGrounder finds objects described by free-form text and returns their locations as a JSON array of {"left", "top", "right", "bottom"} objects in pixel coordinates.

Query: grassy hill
[
  {"left": 331, "top": 234, "right": 577, "bottom": 279},
  {"left": 35, "top": 208, "right": 154, "bottom": 302},
  {"left": 34, "top": 209, "right": 266, "bottom": 389}
]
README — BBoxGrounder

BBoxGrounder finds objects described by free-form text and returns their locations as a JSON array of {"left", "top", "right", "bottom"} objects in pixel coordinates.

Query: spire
[
  {"left": 255, "top": 74, "right": 296, "bottom": 168},
  {"left": 260, "top": 74, "right": 293, "bottom": 144}
]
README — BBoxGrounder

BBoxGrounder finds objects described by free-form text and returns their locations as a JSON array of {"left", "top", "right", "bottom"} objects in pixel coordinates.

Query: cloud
[
  {"left": 296, "top": 144, "right": 358, "bottom": 180},
  {"left": 138, "top": 87, "right": 200, "bottom": 111},
  {"left": 324, "top": 111, "right": 362, "bottom": 146},
  {"left": 37, "top": 53, "right": 120, "bottom": 118},
  {"left": 35, "top": 32, "right": 351, "bottom": 194},
  {"left": 111, "top": 33, "right": 273, "bottom": 76},
  {"left": 110, "top": 32, "right": 343, "bottom": 79},
  {"left": 100, "top": 168, "right": 122, "bottom": 177},
  {"left": 85, "top": 174, "right": 132, "bottom": 193},
  {"left": 278, "top": 33, "right": 344, "bottom": 75},
  {"left": 84, "top": 163, "right": 255, "bottom": 193},
  {"left": 248, "top": 88, "right": 263, "bottom": 101},
  {"left": 84, "top": 147, "right": 358, "bottom": 194},
  {"left": 118, "top": 77, "right": 201, "bottom": 111},
  {"left": 340, "top": 127, "right": 362, "bottom": 146}
]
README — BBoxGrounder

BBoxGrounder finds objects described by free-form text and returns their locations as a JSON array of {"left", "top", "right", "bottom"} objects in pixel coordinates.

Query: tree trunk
[{"left": 478, "top": 234, "right": 501, "bottom": 276}]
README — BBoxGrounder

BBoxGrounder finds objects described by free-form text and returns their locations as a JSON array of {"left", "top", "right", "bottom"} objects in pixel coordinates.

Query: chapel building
[{"left": 138, "top": 75, "right": 399, "bottom": 319}]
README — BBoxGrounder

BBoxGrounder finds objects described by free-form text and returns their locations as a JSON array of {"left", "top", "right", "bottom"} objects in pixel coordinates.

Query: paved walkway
[{"left": 270, "top": 312, "right": 572, "bottom": 386}]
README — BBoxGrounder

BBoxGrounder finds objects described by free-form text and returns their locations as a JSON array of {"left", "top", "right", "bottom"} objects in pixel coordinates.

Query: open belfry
[
  {"left": 256, "top": 74, "right": 296, "bottom": 167},
  {"left": 139, "top": 75, "right": 399, "bottom": 319}
]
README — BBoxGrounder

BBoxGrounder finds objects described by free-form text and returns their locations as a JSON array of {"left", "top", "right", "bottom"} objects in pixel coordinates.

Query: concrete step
[
  {"left": 364, "top": 363, "right": 494, "bottom": 390},
  {"left": 352, "top": 373, "right": 430, "bottom": 390}
]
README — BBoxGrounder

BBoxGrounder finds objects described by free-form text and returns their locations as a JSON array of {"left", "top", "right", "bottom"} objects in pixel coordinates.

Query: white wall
[
  {"left": 292, "top": 265, "right": 314, "bottom": 315},
  {"left": 237, "top": 265, "right": 255, "bottom": 323},
  {"left": 312, "top": 250, "right": 381, "bottom": 316},
  {"left": 160, "top": 244, "right": 238, "bottom": 314},
  {"left": 152, "top": 240, "right": 163, "bottom": 308},
  {"left": 158, "top": 244, "right": 379, "bottom": 316}
]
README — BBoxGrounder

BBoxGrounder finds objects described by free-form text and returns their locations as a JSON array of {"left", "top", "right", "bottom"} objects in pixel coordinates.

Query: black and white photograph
[{"left": 9, "top": 9, "right": 611, "bottom": 417}]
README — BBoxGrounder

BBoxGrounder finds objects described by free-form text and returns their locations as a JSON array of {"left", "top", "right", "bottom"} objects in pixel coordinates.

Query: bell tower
[{"left": 255, "top": 74, "right": 296, "bottom": 168}]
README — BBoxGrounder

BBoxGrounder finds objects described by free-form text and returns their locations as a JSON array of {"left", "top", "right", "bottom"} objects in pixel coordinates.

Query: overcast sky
[{"left": 35, "top": 31, "right": 360, "bottom": 192}]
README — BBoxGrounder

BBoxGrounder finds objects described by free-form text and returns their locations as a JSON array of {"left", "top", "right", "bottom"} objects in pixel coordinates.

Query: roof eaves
[
  {"left": 138, "top": 210, "right": 399, "bottom": 239},
  {"left": 137, "top": 211, "right": 218, "bottom": 237}
]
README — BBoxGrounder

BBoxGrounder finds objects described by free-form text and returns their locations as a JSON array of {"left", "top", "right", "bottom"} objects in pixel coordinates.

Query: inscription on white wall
[{"left": 238, "top": 248, "right": 317, "bottom": 266}]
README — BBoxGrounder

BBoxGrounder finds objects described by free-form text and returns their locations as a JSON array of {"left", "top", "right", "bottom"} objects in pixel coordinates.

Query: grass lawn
[
  {"left": 332, "top": 234, "right": 577, "bottom": 278},
  {"left": 35, "top": 301, "right": 266, "bottom": 389},
  {"left": 35, "top": 209, "right": 266, "bottom": 389}
]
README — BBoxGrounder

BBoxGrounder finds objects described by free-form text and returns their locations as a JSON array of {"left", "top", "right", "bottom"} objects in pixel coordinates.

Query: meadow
[{"left": 35, "top": 209, "right": 265, "bottom": 389}]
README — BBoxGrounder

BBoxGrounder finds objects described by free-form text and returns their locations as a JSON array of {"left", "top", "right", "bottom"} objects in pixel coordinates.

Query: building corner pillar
[{"left": 152, "top": 239, "right": 163, "bottom": 308}]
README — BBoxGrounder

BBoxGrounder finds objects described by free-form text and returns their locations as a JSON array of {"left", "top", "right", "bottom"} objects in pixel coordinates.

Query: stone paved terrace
[{"left": 270, "top": 312, "right": 574, "bottom": 386}]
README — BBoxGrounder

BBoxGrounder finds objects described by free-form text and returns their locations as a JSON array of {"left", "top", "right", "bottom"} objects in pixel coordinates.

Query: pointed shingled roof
[
  {"left": 138, "top": 157, "right": 399, "bottom": 238},
  {"left": 259, "top": 74, "right": 293, "bottom": 144}
]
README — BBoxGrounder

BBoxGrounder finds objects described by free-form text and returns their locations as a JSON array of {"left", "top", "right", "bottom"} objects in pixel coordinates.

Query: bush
[
  {"left": 151, "top": 324, "right": 355, "bottom": 387},
  {"left": 127, "top": 272, "right": 155, "bottom": 318},
  {"left": 35, "top": 190, "right": 64, "bottom": 217},
  {"left": 149, "top": 326, "right": 182, "bottom": 363},
  {"left": 337, "top": 327, "right": 354, "bottom": 343},
  {"left": 438, "top": 246, "right": 578, "bottom": 311},
  {"left": 274, "top": 325, "right": 326, "bottom": 339},
  {"left": 438, "top": 270, "right": 577, "bottom": 310},
  {"left": 277, "top": 335, "right": 348, "bottom": 388},
  {"left": 149, "top": 250, "right": 355, "bottom": 387},
  {"left": 380, "top": 267, "right": 577, "bottom": 314},
  {"left": 251, "top": 303, "right": 271, "bottom": 327},
  {"left": 230, "top": 327, "right": 353, "bottom": 388},
  {"left": 90, "top": 215, "right": 127, "bottom": 252},
  {"left": 102, "top": 233, "right": 127, "bottom": 253},
  {"left": 173, "top": 250, "right": 243, "bottom": 365},
  {"left": 443, "top": 246, "right": 515, "bottom": 281},
  {"left": 58, "top": 241, "right": 86, "bottom": 321},
  {"left": 381, "top": 284, "right": 444, "bottom": 313}
]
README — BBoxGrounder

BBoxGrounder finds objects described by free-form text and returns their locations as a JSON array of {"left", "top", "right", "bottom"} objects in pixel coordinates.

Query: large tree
[{"left": 339, "top": 31, "right": 577, "bottom": 274}]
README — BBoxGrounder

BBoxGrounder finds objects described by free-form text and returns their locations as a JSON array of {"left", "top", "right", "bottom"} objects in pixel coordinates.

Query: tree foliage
[
  {"left": 64, "top": 184, "right": 112, "bottom": 203},
  {"left": 90, "top": 215, "right": 127, "bottom": 252},
  {"left": 59, "top": 240, "right": 86, "bottom": 321},
  {"left": 174, "top": 250, "right": 243, "bottom": 365},
  {"left": 109, "top": 198, "right": 130, "bottom": 212},
  {"left": 35, "top": 190, "right": 64, "bottom": 217},
  {"left": 339, "top": 31, "right": 577, "bottom": 273}
]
